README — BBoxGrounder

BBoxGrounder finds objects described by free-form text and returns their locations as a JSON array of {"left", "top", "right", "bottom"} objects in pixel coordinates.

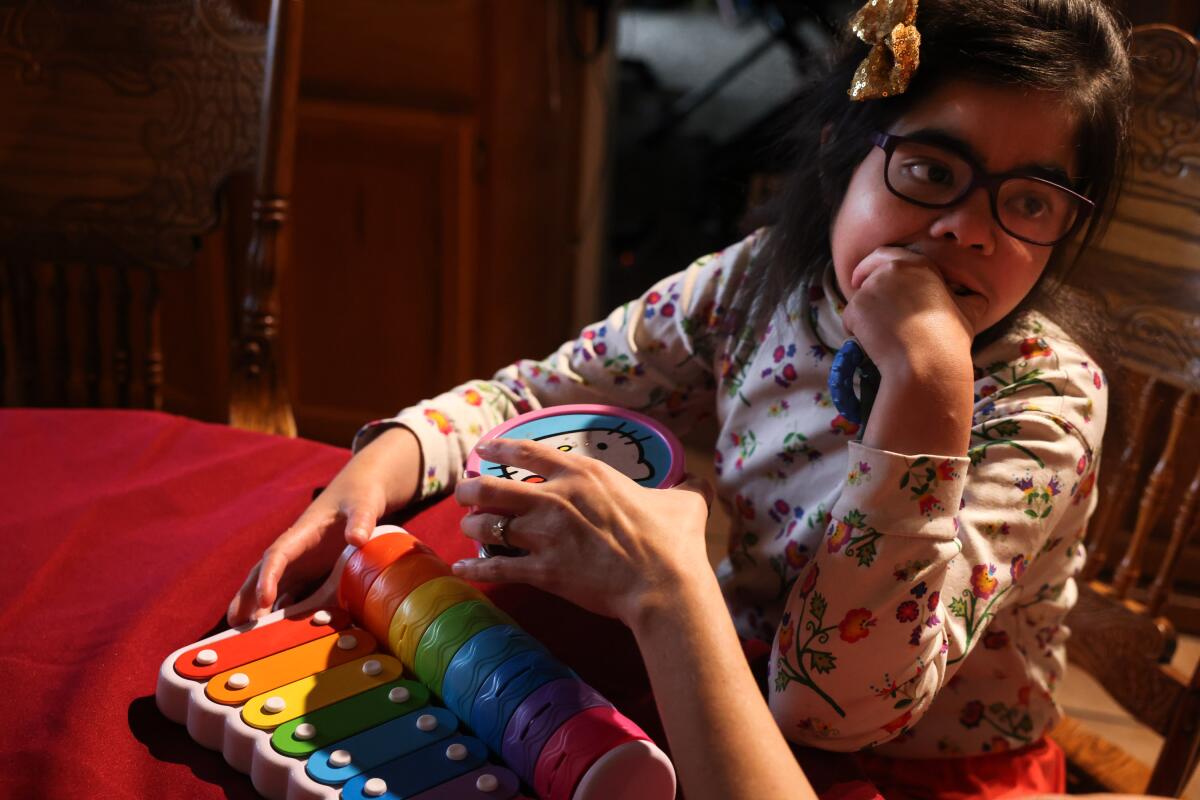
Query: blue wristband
[{"left": 828, "top": 339, "right": 880, "bottom": 426}]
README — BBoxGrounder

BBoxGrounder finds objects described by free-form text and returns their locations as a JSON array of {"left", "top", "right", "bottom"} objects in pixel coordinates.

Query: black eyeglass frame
[{"left": 870, "top": 131, "right": 1095, "bottom": 247}]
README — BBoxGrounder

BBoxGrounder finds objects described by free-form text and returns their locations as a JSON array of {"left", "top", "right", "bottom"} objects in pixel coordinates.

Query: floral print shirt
[{"left": 354, "top": 231, "right": 1106, "bottom": 758}]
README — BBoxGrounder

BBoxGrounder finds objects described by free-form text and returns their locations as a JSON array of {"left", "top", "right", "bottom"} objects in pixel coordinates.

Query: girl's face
[{"left": 830, "top": 79, "right": 1081, "bottom": 334}]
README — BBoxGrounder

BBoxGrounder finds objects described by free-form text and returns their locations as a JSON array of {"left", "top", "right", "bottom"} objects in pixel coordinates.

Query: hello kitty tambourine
[{"left": 464, "top": 404, "right": 686, "bottom": 556}]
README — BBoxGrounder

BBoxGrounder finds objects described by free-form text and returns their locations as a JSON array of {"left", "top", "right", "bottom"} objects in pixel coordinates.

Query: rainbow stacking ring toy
[
  {"left": 464, "top": 404, "right": 685, "bottom": 558},
  {"left": 156, "top": 404, "right": 680, "bottom": 800}
]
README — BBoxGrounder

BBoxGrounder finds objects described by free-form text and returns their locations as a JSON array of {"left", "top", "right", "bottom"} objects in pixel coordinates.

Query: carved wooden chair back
[
  {"left": 1049, "top": 24, "right": 1200, "bottom": 798},
  {"left": 0, "top": 0, "right": 302, "bottom": 435}
]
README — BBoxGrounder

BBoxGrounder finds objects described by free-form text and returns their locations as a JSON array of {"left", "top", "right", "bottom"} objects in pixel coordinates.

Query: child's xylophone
[{"left": 156, "top": 405, "right": 683, "bottom": 800}]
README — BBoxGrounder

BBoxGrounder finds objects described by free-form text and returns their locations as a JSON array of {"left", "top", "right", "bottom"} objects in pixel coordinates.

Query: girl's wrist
[{"left": 357, "top": 425, "right": 422, "bottom": 510}]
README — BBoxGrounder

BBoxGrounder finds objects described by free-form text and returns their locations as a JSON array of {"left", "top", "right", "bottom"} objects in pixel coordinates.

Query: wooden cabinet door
[{"left": 284, "top": 101, "right": 477, "bottom": 444}]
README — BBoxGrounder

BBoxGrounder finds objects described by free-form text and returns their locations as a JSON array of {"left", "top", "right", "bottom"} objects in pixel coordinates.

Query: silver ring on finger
[{"left": 490, "top": 515, "right": 513, "bottom": 548}]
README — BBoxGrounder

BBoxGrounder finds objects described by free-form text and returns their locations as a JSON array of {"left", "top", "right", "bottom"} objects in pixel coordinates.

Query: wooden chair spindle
[
  {"left": 1148, "top": 431, "right": 1200, "bottom": 617},
  {"left": 1085, "top": 372, "right": 1157, "bottom": 580},
  {"left": 1113, "top": 390, "right": 1196, "bottom": 598}
]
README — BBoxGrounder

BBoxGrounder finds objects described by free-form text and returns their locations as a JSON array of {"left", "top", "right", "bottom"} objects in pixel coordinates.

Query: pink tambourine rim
[{"left": 464, "top": 403, "right": 685, "bottom": 489}]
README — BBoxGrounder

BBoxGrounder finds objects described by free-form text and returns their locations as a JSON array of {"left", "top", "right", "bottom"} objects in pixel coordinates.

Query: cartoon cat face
[{"left": 485, "top": 424, "right": 655, "bottom": 484}]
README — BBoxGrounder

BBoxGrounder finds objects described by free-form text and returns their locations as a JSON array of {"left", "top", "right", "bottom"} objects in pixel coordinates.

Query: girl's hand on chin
[
  {"left": 452, "top": 437, "right": 713, "bottom": 627},
  {"left": 843, "top": 246, "right": 977, "bottom": 382}
]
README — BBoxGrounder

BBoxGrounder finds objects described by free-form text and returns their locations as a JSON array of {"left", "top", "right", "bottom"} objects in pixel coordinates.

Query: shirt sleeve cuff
[{"left": 831, "top": 441, "right": 969, "bottom": 540}]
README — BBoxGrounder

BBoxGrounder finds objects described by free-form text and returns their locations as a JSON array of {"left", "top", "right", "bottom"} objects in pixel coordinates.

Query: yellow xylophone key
[
  {"left": 206, "top": 628, "right": 378, "bottom": 706},
  {"left": 240, "top": 654, "right": 405, "bottom": 730}
]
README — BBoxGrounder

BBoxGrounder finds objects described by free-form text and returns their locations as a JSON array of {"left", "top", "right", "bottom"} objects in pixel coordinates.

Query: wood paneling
[
  {"left": 284, "top": 101, "right": 477, "bottom": 444},
  {"left": 156, "top": 0, "right": 614, "bottom": 445}
]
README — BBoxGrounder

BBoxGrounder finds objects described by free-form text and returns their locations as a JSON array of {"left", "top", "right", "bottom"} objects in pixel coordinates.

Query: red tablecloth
[{"left": 0, "top": 409, "right": 878, "bottom": 799}]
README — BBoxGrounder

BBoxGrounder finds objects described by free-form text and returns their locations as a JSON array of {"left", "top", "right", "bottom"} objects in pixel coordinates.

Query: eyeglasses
[{"left": 870, "top": 132, "right": 1094, "bottom": 247}]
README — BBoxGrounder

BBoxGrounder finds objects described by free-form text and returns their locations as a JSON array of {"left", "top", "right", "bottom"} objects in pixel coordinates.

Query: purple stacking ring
[{"left": 499, "top": 676, "right": 612, "bottom": 783}]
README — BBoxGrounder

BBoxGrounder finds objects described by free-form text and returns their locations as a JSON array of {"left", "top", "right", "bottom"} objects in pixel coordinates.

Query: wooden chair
[
  {"left": 0, "top": 0, "right": 302, "bottom": 435},
  {"left": 1045, "top": 25, "right": 1200, "bottom": 798}
]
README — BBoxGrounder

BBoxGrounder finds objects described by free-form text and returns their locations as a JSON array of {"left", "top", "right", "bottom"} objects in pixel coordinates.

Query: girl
[{"left": 228, "top": 1, "right": 1132, "bottom": 796}]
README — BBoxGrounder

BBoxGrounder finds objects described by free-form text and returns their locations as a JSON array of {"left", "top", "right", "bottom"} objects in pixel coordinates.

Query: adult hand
[
  {"left": 451, "top": 437, "right": 713, "bottom": 628},
  {"left": 226, "top": 427, "right": 421, "bottom": 626}
]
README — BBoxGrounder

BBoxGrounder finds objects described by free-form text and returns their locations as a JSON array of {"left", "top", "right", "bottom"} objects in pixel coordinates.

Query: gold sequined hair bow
[{"left": 848, "top": 0, "right": 921, "bottom": 101}]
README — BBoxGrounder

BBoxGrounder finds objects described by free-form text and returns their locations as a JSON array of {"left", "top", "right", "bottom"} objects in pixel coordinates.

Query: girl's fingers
[
  {"left": 227, "top": 562, "right": 263, "bottom": 626},
  {"left": 255, "top": 541, "right": 294, "bottom": 612},
  {"left": 344, "top": 506, "right": 378, "bottom": 546},
  {"left": 476, "top": 437, "right": 571, "bottom": 478}
]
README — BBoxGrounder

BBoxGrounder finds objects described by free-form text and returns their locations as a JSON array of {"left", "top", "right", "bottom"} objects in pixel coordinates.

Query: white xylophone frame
[{"left": 155, "top": 525, "right": 676, "bottom": 800}]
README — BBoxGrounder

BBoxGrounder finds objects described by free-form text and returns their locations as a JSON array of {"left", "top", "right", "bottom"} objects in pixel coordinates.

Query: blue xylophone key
[
  {"left": 340, "top": 735, "right": 489, "bottom": 800},
  {"left": 306, "top": 706, "right": 458, "bottom": 786}
]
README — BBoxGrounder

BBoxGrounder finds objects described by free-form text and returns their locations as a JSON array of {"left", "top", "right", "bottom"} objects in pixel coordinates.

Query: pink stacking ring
[
  {"left": 532, "top": 705, "right": 650, "bottom": 800},
  {"left": 501, "top": 677, "right": 611, "bottom": 784}
]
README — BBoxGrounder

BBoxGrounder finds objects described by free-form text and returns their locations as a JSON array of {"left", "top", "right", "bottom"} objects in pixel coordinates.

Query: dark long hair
[{"left": 744, "top": 0, "right": 1132, "bottom": 346}]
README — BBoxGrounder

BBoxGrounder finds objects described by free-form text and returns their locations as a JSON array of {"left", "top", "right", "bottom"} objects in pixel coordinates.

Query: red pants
[{"left": 856, "top": 736, "right": 1066, "bottom": 799}]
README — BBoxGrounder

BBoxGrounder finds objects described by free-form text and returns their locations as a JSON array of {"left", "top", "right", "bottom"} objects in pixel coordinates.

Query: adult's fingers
[
  {"left": 450, "top": 554, "right": 545, "bottom": 587},
  {"left": 460, "top": 511, "right": 532, "bottom": 550},
  {"left": 475, "top": 437, "right": 572, "bottom": 479},
  {"left": 455, "top": 474, "right": 546, "bottom": 515}
]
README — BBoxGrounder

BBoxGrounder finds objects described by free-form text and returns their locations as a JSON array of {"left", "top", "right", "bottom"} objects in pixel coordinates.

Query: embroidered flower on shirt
[
  {"left": 971, "top": 564, "right": 999, "bottom": 599},
  {"left": 828, "top": 520, "right": 852, "bottom": 554},
  {"left": 983, "top": 629, "right": 1010, "bottom": 650},
  {"left": 424, "top": 466, "right": 443, "bottom": 495},
  {"left": 959, "top": 700, "right": 985, "bottom": 728},
  {"left": 779, "top": 612, "right": 795, "bottom": 653},
  {"left": 784, "top": 540, "right": 809, "bottom": 571},
  {"left": 980, "top": 521, "right": 1011, "bottom": 538},
  {"left": 838, "top": 608, "right": 877, "bottom": 643},
  {"left": 826, "top": 510, "right": 882, "bottom": 567},
  {"left": 847, "top": 460, "right": 872, "bottom": 486},
  {"left": 734, "top": 493, "right": 756, "bottom": 520},
  {"left": 1016, "top": 474, "right": 1061, "bottom": 520},
  {"left": 776, "top": 430, "right": 821, "bottom": 467},
  {"left": 896, "top": 600, "right": 920, "bottom": 623},
  {"left": 900, "top": 457, "right": 952, "bottom": 519},
  {"left": 1010, "top": 554, "right": 1029, "bottom": 581},
  {"left": 798, "top": 563, "right": 820, "bottom": 598},
  {"left": 573, "top": 325, "right": 607, "bottom": 361},
  {"left": 830, "top": 414, "right": 860, "bottom": 436},
  {"left": 730, "top": 430, "right": 757, "bottom": 470},
  {"left": 892, "top": 559, "right": 933, "bottom": 582},
  {"left": 423, "top": 408, "right": 453, "bottom": 435},
  {"left": 1073, "top": 470, "right": 1097, "bottom": 505},
  {"left": 1019, "top": 337, "right": 1053, "bottom": 360}
]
